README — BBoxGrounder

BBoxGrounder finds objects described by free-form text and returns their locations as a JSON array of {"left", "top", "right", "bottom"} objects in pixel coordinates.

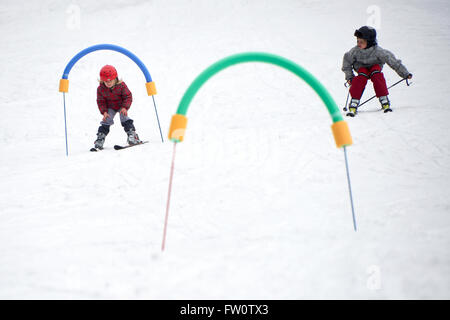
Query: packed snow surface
[{"left": 0, "top": 0, "right": 449, "bottom": 299}]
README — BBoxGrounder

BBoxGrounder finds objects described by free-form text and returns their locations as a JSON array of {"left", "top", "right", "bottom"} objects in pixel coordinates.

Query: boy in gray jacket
[{"left": 342, "top": 26, "right": 412, "bottom": 116}]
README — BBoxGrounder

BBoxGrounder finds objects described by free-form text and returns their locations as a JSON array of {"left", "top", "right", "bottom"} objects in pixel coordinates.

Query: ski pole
[
  {"left": 358, "top": 78, "right": 408, "bottom": 109},
  {"left": 343, "top": 87, "right": 350, "bottom": 112}
]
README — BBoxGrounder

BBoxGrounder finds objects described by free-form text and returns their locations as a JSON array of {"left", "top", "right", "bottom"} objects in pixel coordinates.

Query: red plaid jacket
[{"left": 97, "top": 81, "right": 133, "bottom": 114}]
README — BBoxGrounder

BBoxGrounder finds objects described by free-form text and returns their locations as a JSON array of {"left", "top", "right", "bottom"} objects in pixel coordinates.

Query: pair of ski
[
  {"left": 343, "top": 78, "right": 410, "bottom": 117},
  {"left": 345, "top": 107, "right": 392, "bottom": 117},
  {"left": 90, "top": 141, "right": 148, "bottom": 152}
]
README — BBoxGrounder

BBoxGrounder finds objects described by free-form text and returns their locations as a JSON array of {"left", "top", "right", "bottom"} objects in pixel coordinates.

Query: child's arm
[
  {"left": 97, "top": 86, "right": 108, "bottom": 115},
  {"left": 120, "top": 83, "right": 133, "bottom": 111},
  {"left": 377, "top": 48, "right": 411, "bottom": 79},
  {"left": 342, "top": 49, "right": 356, "bottom": 82}
]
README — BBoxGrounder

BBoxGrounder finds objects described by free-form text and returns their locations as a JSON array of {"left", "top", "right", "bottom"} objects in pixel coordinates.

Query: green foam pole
[{"left": 175, "top": 52, "right": 343, "bottom": 123}]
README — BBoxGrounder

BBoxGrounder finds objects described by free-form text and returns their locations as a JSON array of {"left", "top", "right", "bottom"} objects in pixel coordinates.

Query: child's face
[
  {"left": 104, "top": 79, "right": 115, "bottom": 88},
  {"left": 357, "top": 38, "right": 367, "bottom": 49}
]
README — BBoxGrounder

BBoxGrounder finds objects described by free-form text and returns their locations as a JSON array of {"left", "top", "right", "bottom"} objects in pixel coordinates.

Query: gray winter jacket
[{"left": 342, "top": 45, "right": 410, "bottom": 81}]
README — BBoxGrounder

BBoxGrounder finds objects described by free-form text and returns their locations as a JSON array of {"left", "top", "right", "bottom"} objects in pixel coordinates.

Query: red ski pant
[{"left": 349, "top": 64, "right": 389, "bottom": 100}]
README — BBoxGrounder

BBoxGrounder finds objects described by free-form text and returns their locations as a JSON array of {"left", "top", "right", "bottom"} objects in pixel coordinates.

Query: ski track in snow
[{"left": 0, "top": 0, "right": 449, "bottom": 299}]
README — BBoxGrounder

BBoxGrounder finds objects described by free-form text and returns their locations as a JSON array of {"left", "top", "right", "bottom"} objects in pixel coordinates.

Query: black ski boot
[
  {"left": 122, "top": 119, "right": 141, "bottom": 145},
  {"left": 92, "top": 125, "right": 110, "bottom": 150},
  {"left": 94, "top": 132, "right": 106, "bottom": 149},
  {"left": 346, "top": 99, "right": 360, "bottom": 117},
  {"left": 379, "top": 96, "right": 392, "bottom": 113},
  {"left": 126, "top": 129, "right": 141, "bottom": 145}
]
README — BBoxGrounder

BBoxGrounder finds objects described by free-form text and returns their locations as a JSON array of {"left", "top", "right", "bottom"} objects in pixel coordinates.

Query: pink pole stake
[{"left": 162, "top": 142, "right": 177, "bottom": 251}]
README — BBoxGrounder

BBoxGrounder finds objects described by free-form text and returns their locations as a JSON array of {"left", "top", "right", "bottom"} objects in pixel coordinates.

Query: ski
[
  {"left": 90, "top": 140, "right": 148, "bottom": 152},
  {"left": 345, "top": 107, "right": 392, "bottom": 116},
  {"left": 346, "top": 109, "right": 357, "bottom": 117},
  {"left": 114, "top": 141, "right": 148, "bottom": 150}
]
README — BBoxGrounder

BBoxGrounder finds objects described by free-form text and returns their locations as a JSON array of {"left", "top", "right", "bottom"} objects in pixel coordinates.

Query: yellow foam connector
[
  {"left": 146, "top": 81, "right": 157, "bottom": 96},
  {"left": 168, "top": 114, "right": 188, "bottom": 142},
  {"left": 59, "top": 79, "right": 69, "bottom": 93},
  {"left": 331, "top": 120, "right": 353, "bottom": 148}
]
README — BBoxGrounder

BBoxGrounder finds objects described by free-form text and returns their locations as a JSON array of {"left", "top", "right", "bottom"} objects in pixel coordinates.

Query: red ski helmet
[{"left": 100, "top": 65, "right": 118, "bottom": 81}]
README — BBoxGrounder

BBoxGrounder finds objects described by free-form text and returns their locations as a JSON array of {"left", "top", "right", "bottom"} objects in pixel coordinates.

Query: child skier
[
  {"left": 93, "top": 65, "right": 141, "bottom": 149},
  {"left": 342, "top": 26, "right": 413, "bottom": 116}
]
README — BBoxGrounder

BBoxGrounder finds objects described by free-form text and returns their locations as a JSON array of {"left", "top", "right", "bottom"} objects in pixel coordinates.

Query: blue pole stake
[
  {"left": 343, "top": 146, "right": 357, "bottom": 231},
  {"left": 152, "top": 95, "right": 164, "bottom": 143},
  {"left": 63, "top": 92, "right": 69, "bottom": 156}
]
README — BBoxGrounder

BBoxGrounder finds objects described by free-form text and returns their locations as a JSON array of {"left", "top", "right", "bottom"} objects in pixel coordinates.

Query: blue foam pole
[
  {"left": 61, "top": 44, "right": 153, "bottom": 82},
  {"left": 63, "top": 93, "right": 69, "bottom": 156},
  {"left": 152, "top": 96, "right": 164, "bottom": 143},
  {"left": 344, "top": 146, "right": 357, "bottom": 231}
]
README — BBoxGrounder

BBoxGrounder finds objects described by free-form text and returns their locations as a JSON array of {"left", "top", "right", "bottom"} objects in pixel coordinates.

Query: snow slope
[{"left": 0, "top": 0, "right": 449, "bottom": 299}]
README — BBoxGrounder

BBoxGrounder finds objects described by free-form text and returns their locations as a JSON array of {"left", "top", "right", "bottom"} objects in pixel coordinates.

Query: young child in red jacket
[{"left": 94, "top": 65, "right": 141, "bottom": 149}]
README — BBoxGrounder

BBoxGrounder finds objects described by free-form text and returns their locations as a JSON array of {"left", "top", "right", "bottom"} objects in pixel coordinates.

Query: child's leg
[
  {"left": 94, "top": 109, "right": 117, "bottom": 148},
  {"left": 97, "top": 124, "right": 110, "bottom": 135},
  {"left": 119, "top": 113, "right": 135, "bottom": 132},
  {"left": 100, "top": 109, "right": 117, "bottom": 127},
  {"left": 349, "top": 67, "right": 370, "bottom": 100},
  {"left": 120, "top": 114, "right": 141, "bottom": 144},
  {"left": 369, "top": 64, "right": 389, "bottom": 97}
]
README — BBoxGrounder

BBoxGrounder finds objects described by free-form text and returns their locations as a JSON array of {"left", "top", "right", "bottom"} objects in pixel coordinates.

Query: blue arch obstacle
[
  {"left": 58, "top": 44, "right": 163, "bottom": 155},
  {"left": 60, "top": 44, "right": 153, "bottom": 84}
]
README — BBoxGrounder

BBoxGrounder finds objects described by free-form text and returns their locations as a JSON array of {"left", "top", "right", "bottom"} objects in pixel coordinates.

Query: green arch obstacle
[
  {"left": 162, "top": 52, "right": 356, "bottom": 250},
  {"left": 168, "top": 52, "right": 352, "bottom": 144}
]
